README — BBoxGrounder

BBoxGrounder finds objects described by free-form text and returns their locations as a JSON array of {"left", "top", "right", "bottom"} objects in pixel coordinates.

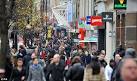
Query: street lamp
[{"left": 25, "top": 24, "right": 32, "bottom": 47}]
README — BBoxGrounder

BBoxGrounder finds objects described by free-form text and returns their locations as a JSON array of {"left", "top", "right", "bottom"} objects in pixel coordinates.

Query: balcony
[{"left": 95, "top": 0, "right": 107, "bottom": 3}]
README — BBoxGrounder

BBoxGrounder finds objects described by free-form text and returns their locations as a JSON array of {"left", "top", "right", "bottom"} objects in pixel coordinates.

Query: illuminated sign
[{"left": 114, "top": 0, "right": 127, "bottom": 9}]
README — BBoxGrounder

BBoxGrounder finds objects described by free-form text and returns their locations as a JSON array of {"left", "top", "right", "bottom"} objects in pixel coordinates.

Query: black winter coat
[
  {"left": 46, "top": 60, "right": 65, "bottom": 81},
  {"left": 99, "top": 60, "right": 107, "bottom": 68},
  {"left": 111, "top": 60, "right": 123, "bottom": 81},
  {"left": 17, "top": 49, "right": 27, "bottom": 58},
  {"left": 65, "top": 63, "right": 84, "bottom": 81},
  {"left": 10, "top": 67, "right": 26, "bottom": 81}
]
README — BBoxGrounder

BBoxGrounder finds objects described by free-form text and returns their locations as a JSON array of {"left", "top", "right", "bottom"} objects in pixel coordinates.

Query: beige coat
[{"left": 83, "top": 67, "right": 106, "bottom": 81}]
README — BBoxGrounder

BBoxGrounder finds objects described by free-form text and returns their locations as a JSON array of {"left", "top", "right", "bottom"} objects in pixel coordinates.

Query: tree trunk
[
  {"left": 0, "top": 22, "right": 9, "bottom": 69},
  {"left": 0, "top": 0, "right": 9, "bottom": 71}
]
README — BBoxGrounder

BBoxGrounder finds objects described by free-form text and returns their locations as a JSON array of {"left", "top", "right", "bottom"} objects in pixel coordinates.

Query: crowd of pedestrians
[{"left": 4, "top": 35, "right": 137, "bottom": 81}]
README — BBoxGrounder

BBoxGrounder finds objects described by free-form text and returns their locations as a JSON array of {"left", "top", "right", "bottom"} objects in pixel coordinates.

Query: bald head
[
  {"left": 53, "top": 54, "right": 60, "bottom": 63},
  {"left": 53, "top": 54, "right": 60, "bottom": 59},
  {"left": 121, "top": 58, "right": 137, "bottom": 81}
]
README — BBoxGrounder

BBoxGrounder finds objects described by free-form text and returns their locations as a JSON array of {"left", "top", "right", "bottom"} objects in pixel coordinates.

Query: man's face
[
  {"left": 121, "top": 59, "right": 137, "bottom": 81},
  {"left": 53, "top": 55, "right": 60, "bottom": 63},
  {"left": 98, "top": 54, "right": 105, "bottom": 60}
]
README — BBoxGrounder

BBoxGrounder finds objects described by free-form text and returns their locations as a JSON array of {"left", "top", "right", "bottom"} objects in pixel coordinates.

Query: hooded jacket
[{"left": 124, "top": 48, "right": 137, "bottom": 58}]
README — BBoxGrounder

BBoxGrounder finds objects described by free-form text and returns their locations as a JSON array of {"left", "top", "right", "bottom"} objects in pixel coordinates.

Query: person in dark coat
[
  {"left": 10, "top": 58, "right": 26, "bottom": 81},
  {"left": 124, "top": 48, "right": 137, "bottom": 58},
  {"left": 23, "top": 53, "right": 31, "bottom": 68},
  {"left": 17, "top": 45, "right": 27, "bottom": 58},
  {"left": 43, "top": 52, "right": 55, "bottom": 77},
  {"left": 98, "top": 52, "right": 107, "bottom": 68},
  {"left": 111, "top": 52, "right": 123, "bottom": 81},
  {"left": 46, "top": 54, "right": 65, "bottom": 81},
  {"left": 85, "top": 51, "right": 92, "bottom": 65},
  {"left": 111, "top": 48, "right": 136, "bottom": 81},
  {"left": 78, "top": 49, "right": 87, "bottom": 67},
  {"left": 65, "top": 56, "right": 84, "bottom": 81},
  {"left": 4, "top": 56, "right": 13, "bottom": 80},
  {"left": 65, "top": 44, "right": 71, "bottom": 58}
]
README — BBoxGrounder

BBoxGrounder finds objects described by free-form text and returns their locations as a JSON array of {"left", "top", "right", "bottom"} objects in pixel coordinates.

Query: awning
[{"left": 79, "top": 37, "right": 98, "bottom": 42}]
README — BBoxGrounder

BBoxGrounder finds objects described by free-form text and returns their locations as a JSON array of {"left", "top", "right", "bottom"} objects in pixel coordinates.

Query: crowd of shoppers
[{"left": 4, "top": 34, "right": 137, "bottom": 81}]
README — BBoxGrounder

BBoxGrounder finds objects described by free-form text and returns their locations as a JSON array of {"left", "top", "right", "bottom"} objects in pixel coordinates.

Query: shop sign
[
  {"left": 102, "top": 12, "right": 113, "bottom": 22},
  {"left": 114, "top": 0, "right": 127, "bottom": 9},
  {"left": 86, "top": 16, "right": 91, "bottom": 24},
  {"left": 91, "top": 16, "right": 103, "bottom": 26}
]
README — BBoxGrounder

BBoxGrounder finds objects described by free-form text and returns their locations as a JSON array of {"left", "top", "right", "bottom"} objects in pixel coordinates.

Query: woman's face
[
  {"left": 34, "top": 48, "right": 38, "bottom": 54},
  {"left": 115, "top": 54, "right": 121, "bottom": 63},
  {"left": 17, "top": 60, "right": 23, "bottom": 66},
  {"left": 33, "top": 59, "right": 38, "bottom": 65}
]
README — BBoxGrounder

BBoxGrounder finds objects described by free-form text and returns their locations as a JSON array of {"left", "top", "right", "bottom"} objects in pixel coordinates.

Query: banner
[
  {"left": 91, "top": 16, "right": 103, "bottom": 26},
  {"left": 47, "top": 26, "right": 52, "bottom": 39},
  {"left": 67, "top": 0, "right": 73, "bottom": 22}
]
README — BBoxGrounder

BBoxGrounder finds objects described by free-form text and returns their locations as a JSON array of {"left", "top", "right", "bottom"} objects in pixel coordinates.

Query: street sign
[
  {"left": 91, "top": 16, "right": 103, "bottom": 26},
  {"left": 86, "top": 16, "right": 91, "bottom": 24},
  {"left": 114, "top": 0, "right": 127, "bottom": 9},
  {"left": 102, "top": 12, "right": 113, "bottom": 22}
]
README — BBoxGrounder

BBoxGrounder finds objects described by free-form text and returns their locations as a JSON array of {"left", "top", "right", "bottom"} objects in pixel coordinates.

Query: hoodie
[{"left": 124, "top": 48, "right": 136, "bottom": 58}]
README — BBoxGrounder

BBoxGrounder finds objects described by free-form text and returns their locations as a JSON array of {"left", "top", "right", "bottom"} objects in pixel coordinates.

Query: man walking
[{"left": 46, "top": 54, "right": 65, "bottom": 81}]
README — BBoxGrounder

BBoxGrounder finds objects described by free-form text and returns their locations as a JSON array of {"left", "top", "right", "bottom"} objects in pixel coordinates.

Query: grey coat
[{"left": 27, "top": 64, "right": 46, "bottom": 81}]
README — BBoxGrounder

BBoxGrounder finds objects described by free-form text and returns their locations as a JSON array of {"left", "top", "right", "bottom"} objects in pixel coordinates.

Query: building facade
[
  {"left": 94, "top": 0, "right": 137, "bottom": 61},
  {"left": 72, "top": 0, "right": 98, "bottom": 53},
  {"left": 125, "top": 0, "right": 137, "bottom": 51}
]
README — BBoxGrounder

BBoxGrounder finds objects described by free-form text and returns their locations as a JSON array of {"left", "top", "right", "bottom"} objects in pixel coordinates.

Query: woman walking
[
  {"left": 10, "top": 58, "right": 26, "bottom": 81},
  {"left": 27, "top": 58, "right": 46, "bottom": 81},
  {"left": 83, "top": 56, "right": 106, "bottom": 81}
]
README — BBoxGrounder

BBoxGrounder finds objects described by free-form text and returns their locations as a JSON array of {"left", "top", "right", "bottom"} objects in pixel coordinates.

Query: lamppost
[
  {"left": 45, "top": 0, "right": 48, "bottom": 44},
  {"left": 12, "top": 26, "right": 18, "bottom": 49},
  {"left": 26, "top": 24, "right": 32, "bottom": 48}
]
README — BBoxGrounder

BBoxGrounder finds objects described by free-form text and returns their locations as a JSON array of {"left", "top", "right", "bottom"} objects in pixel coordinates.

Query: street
[{"left": 0, "top": 0, "right": 137, "bottom": 81}]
